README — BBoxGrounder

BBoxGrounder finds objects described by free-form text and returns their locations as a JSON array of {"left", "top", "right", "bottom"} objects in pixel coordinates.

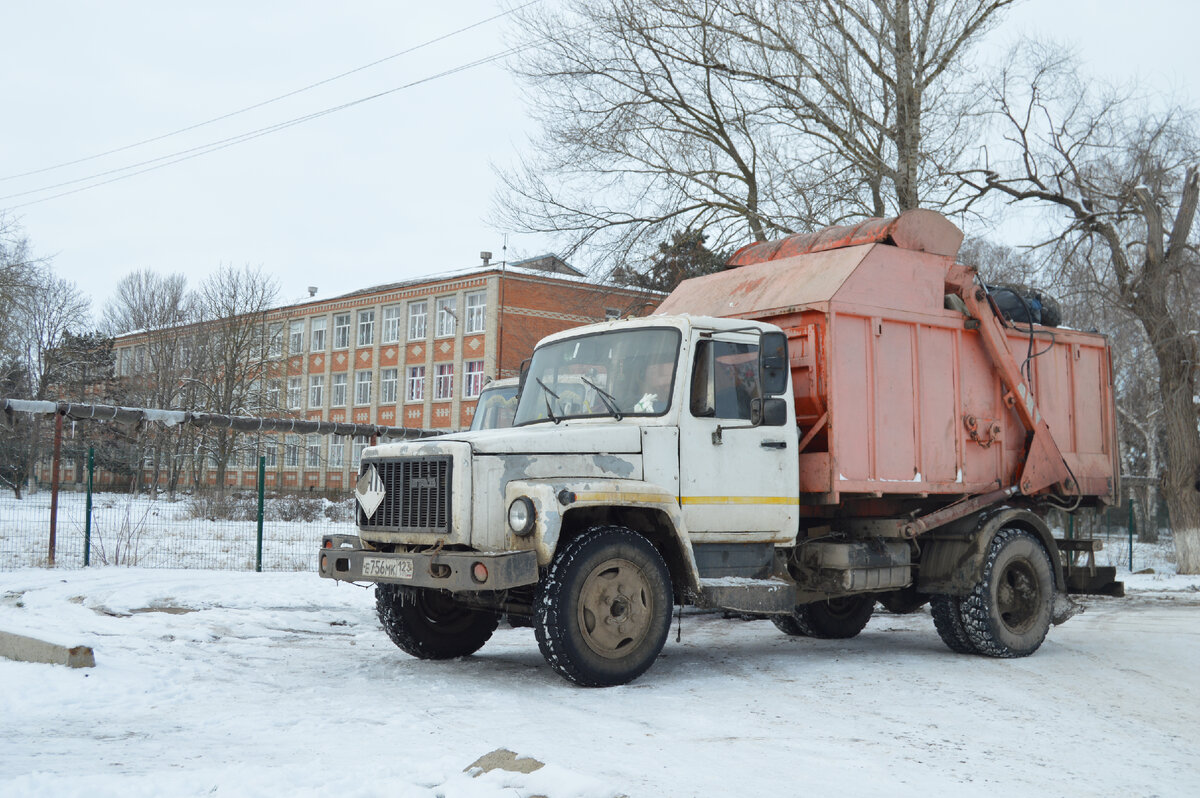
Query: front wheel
[
  {"left": 959, "top": 528, "right": 1054, "bottom": 658},
  {"left": 376, "top": 584, "right": 499, "bottom": 660},
  {"left": 535, "top": 526, "right": 673, "bottom": 687}
]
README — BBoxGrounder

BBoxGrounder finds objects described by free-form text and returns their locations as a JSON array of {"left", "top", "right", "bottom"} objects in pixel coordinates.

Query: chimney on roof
[
  {"left": 480, "top": 251, "right": 493, "bottom": 267},
  {"left": 307, "top": 286, "right": 318, "bottom": 297}
]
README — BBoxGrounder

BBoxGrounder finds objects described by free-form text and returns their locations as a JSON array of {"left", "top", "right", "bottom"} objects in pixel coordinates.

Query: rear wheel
[
  {"left": 930, "top": 594, "right": 976, "bottom": 654},
  {"left": 535, "top": 526, "right": 673, "bottom": 687},
  {"left": 960, "top": 528, "right": 1054, "bottom": 658},
  {"left": 376, "top": 584, "right": 498, "bottom": 660},
  {"left": 773, "top": 595, "right": 875, "bottom": 639}
]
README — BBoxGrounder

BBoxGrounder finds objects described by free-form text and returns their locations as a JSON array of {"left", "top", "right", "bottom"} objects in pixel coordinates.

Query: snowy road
[{"left": 2, "top": 569, "right": 1198, "bottom": 797}]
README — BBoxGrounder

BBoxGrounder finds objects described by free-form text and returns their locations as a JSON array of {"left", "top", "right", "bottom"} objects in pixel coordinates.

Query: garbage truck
[{"left": 319, "top": 210, "right": 1121, "bottom": 686}]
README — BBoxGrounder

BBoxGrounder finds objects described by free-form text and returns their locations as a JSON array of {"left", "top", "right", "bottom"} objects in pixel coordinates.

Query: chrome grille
[{"left": 358, "top": 456, "right": 452, "bottom": 534}]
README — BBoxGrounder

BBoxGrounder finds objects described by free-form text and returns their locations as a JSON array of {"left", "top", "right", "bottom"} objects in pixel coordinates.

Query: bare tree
[
  {"left": 190, "top": 264, "right": 280, "bottom": 494},
  {"left": 498, "top": 0, "right": 1012, "bottom": 276},
  {"left": 103, "top": 270, "right": 194, "bottom": 497},
  {"left": 963, "top": 43, "right": 1200, "bottom": 572}
]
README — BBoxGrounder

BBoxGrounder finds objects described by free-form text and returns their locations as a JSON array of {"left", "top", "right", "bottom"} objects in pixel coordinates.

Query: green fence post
[
  {"left": 1128, "top": 497, "right": 1136, "bottom": 573},
  {"left": 84, "top": 446, "right": 94, "bottom": 566},
  {"left": 256, "top": 456, "right": 265, "bottom": 572}
]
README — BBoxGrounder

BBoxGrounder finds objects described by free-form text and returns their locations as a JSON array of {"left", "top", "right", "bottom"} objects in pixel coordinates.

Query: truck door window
[{"left": 691, "top": 339, "right": 760, "bottom": 420}]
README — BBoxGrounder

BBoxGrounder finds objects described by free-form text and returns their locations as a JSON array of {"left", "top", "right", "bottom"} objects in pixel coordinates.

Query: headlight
[{"left": 507, "top": 497, "right": 536, "bottom": 536}]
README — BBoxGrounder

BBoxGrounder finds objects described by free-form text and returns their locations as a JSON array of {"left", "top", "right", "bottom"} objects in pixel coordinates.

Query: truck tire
[
  {"left": 930, "top": 594, "right": 977, "bottom": 654},
  {"left": 534, "top": 526, "right": 673, "bottom": 687},
  {"left": 376, "top": 584, "right": 499, "bottom": 660},
  {"left": 773, "top": 595, "right": 874, "bottom": 639},
  {"left": 959, "top": 528, "right": 1054, "bottom": 658}
]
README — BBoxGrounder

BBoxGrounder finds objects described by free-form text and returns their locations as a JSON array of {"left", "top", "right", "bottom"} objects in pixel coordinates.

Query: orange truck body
[{"left": 658, "top": 210, "right": 1118, "bottom": 510}]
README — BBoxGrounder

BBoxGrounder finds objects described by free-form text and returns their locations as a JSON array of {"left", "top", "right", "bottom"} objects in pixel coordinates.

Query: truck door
[{"left": 677, "top": 331, "right": 799, "bottom": 542}]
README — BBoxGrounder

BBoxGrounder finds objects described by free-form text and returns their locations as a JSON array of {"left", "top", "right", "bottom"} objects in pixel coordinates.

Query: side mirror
[
  {"left": 759, "top": 331, "right": 789, "bottom": 396},
  {"left": 750, "top": 397, "right": 787, "bottom": 427}
]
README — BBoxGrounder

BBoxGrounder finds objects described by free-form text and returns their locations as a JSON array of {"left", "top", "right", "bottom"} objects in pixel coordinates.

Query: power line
[
  {"left": 1, "top": 46, "right": 526, "bottom": 210},
  {"left": 0, "top": 1, "right": 539, "bottom": 184}
]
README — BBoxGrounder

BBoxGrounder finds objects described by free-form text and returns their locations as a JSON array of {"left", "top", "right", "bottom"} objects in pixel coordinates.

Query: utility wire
[
  {"left": 1, "top": 46, "right": 525, "bottom": 210},
  {"left": 0, "top": 1, "right": 539, "bottom": 184}
]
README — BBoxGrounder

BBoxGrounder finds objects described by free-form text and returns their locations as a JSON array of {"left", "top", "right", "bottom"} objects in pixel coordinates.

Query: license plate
[{"left": 362, "top": 556, "right": 414, "bottom": 580}]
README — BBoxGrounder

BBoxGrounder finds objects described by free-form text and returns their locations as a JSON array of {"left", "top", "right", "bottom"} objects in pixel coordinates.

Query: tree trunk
[{"left": 1143, "top": 312, "right": 1200, "bottom": 573}]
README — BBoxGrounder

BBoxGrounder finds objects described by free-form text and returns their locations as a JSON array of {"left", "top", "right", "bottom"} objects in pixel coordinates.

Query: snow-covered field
[{"left": 2, "top": 567, "right": 1198, "bottom": 797}]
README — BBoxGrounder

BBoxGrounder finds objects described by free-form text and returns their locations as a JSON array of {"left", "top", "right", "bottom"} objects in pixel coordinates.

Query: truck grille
[{"left": 358, "top": 456, "right": 452, "bottom": 534}]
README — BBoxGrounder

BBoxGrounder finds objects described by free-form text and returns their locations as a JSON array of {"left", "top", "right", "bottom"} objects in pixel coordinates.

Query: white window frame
[
  {"left": 435, "top": 297, "right": 457, "bottom": 338},
  {"left": 289, "top": 320, "right": 304, "bottom": 354},
  {"left": 287, "top": 377, "right": 303, "bottom": 410},
  {"left": 264, "top": 442, "right": 277, "bottom": 467},
  {"left": 284, "top": 435, "right": 300, "bottom": 467},
  {"left": 434, "top": 363, "right": 454, "bottom": 400},
  {"left": 408, "top": 301, "right": 427, "bottom": 341},
  {"left": 465, "top": 291, "right": 486, "bottom": 334},
  {"left": 380, "top": 368, "right": 398, "bottom": 404},
  {"left": 305, "top": 435, "right": 321, "bottom": 468},
  {"left": 308, "top": 374, "right": 324, "bottom": 408},
  {"left": 328, "top": 435, "right": 345, "bottom": 468},
  {"left": 268, "top": 323, "right": 283, "bottom": 357},
  {"left": 357, "top": 309, "right": 375, "bottom": 347},
  {"left": 266, "top": 379, "right": 281, "bottom": 409},
  {"left": 464, "top": 360, "right": 485, "bottom": 398},
  {"left": 382, "top": 305, "right": 402, "bottom": 344},
  {"left": 406, "top": 365, "right": 425, "bottom": 402},
  {"left": 331, "top": 373, "right": 347, "bottom": 407},
  {"left": 352, "top": 436, "right": 369, "bottom": 467},
  {"left": 355, "top": 370, "right": 373, "bottom": 406},
  {"left": 333, "top": 313, "right": 351, "bottom": 349},
  {"left": 310, "top": 316, "right": 326, "bottom": 352}
]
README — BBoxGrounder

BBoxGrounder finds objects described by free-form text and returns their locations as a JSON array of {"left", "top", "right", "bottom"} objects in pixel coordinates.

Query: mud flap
[{"left": 1051, "top": 592, "right": 1081, "bottom": 626}]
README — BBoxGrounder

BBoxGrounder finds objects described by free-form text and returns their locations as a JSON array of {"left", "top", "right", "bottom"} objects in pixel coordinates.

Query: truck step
[{"left": 695, "top": 577, "right": 797, "bottom": 615}]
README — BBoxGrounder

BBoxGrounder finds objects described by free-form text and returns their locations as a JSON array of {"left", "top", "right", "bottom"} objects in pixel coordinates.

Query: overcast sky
[{"left": 2, "top": 1, "right": 1197, "bottom": 323}]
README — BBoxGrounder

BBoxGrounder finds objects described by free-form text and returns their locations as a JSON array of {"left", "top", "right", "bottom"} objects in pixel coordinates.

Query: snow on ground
[{"left": 2, "top": 568, "right": 1199, "bottom": 797}]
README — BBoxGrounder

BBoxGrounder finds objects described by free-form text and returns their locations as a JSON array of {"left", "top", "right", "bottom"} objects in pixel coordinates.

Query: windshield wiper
[
  {"left": 580, "top": 376, "right": 623, "bottom": 420},
  {"left": 535, "top": 377, "right": 561, "bottom": 424}
]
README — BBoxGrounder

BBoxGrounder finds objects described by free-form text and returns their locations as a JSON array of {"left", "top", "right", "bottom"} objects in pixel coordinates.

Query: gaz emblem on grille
[
  {"left": 355, "top": 465, "right": 386, "bottom": 519},
  {"left": 410, "top": 476, "right": 438, "bottom": 490}
]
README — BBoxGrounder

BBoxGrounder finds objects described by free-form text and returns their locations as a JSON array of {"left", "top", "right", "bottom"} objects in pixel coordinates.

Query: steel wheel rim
[
  {"left": 996, "top": 558, "right": 1040, "bottom": 634},
  {"left": 577, "top": 557, "right": 654, "bottom": 659}
]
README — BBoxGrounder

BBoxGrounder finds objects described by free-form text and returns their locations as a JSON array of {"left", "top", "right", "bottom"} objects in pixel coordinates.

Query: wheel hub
[{"left": 577, "top": 558, "right": 654, "bottom": 659}]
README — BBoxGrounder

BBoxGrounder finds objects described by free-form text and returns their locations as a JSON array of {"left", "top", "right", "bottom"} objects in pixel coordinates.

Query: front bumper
[{"left": 318, "top": 534, "right": 539, "bottom": 592}]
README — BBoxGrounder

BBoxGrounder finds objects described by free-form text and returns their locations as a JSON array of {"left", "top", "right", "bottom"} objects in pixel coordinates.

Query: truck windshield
[
  {"left": 470, "top": 383, "right": 519, "bottom": 431},
  {"left": 513, "top": 327, "right": 681, "bottom": 425}
]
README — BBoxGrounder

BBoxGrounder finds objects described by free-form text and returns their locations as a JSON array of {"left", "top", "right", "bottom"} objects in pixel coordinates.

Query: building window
[
  {"left": 382, "top": 305, "right": 402, "bottom": 344},
  {"left": 358, "top": 309, "right": 375, "bottom": 347},
  {"left": 352, "top": 436, "right": 369, "bottom": 467},
  {"left": 465, "top": 291, "right": 486, "bottom": 334},
  {"left": 244, "top": 448, "right": 257, "bottom": 469},
  {"left": 287, "top": 377, "right": 302, "bottom": 409},
  {"left": 289, "top": 320, "right": 304, "bottom": 354},
  {"left": 434, "top": 363, "right": 454, "bottom": 400},
  {"left": 309, "top": 375, "right": 324, "bottom": 408},
  {"left": 264, "top": 442, "right": 277, "bottom": 467},
  {"left": 119, "top": 348, "right": 131, "bottom": 376},
  {"left": 134, "top": 346, "right": 147, "bottom": 372},
  {"left": 310, "top": 316, "right": 326, "bottom": 352},
  {"left": 381, "top": 368, "right": 398, "bottom": 404},
  {"left": 266, "top": 379, "right": 281, "bottom": 409},
  {"left": 406, "top": 366, "right": 425, "bottom": 402},
  {"left": 436, "top": 297, "right": 457, "bottom": 338},
  {"left": 463, "top": 361, "right": 485, "bottom": 398},
  {"left": 333, "top": 313, "right": 350, "bottom": 349},
  {"left": 329, "top": 435, "right": 345, "bottom": 468},
  {"left": 284, "top": 435, "right": 300, "bottom": 467},
  {"left": 306, "top": 435, "right": 321, "bottom": 468},
  {"left": 355, "top": 370, "right": 373, "bottom": 405},
  {"left": 331, "top": 373, "right": 347, "bottom": 407},
  {"left": 408, "top": 301, "right": 427, "bottom": 340},
  {"left": 268, "top": 323, "right": 283, "bottom": 357}
]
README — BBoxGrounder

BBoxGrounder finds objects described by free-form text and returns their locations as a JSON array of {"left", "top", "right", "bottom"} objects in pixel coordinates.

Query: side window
[{"left": 690, "top": 339, "right": 760, "bottom": 420}]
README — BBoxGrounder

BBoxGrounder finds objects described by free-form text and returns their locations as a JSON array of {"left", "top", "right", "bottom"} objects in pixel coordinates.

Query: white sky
[{"left": 1, "top": 1, "right": 1197, "bottom": 323}]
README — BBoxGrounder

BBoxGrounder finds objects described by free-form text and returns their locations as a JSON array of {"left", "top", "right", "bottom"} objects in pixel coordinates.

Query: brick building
[{"left": 111, "top": 256, "right": 659, "bottom": 491}]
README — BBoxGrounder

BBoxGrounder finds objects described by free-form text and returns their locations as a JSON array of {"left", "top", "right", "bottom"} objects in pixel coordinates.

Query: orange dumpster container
[{"left": 657, "top": 210, "right": 1118, "bottom": 507}]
